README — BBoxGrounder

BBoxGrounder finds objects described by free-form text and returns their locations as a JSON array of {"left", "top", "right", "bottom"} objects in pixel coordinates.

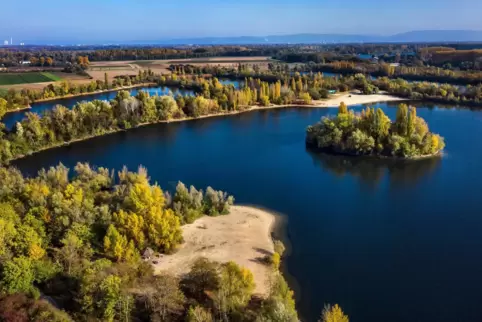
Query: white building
[{"left": 3, "top": 40, "right": 8, "bottom": 46}]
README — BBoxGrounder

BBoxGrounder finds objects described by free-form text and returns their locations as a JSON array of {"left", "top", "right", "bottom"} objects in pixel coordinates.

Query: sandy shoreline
[
  {"left": 152, "top": 205, "right": 277, "bottom": 296},
  {"left": 314, "top": 92, "right": 405, "bottom": 107}
]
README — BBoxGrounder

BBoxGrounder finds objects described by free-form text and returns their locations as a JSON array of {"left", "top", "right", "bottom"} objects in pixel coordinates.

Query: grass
[{"left": 0, "top": 72, "right": 62, "bottom": 85}]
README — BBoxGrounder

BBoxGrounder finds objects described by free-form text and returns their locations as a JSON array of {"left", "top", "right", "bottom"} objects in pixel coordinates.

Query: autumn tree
[
  {"left": 214, "top": 261, "right": 255, "bottom": 317},
  {"left": 104, "top": 73, "right": 110, "bottom": 89},
  {"left": 187, "top": 306, "right": 214, "bottom": 322},
  {"left": 319, "top": 304, "right": 349, "bottom": 322},
  {"left": 338, "top": 102, "right": 348, "bottom": 114}
]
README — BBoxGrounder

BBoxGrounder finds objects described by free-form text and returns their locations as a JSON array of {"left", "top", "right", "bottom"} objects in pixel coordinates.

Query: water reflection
[{"left": 307, "top": 150, "right": 441, "bottom": 188}]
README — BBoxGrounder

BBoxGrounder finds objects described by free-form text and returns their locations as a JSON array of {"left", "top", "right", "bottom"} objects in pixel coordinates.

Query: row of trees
[
  {"left": 306, "top": 103, "right": 445, "bottom": 158},
  {"left": 0, "top": 162, "right": 314, "bottom": 321},
  {"left": 302, "top": 60, "right": 482, "bottom": 86},
  {"left": 0, "top": 70, "right": 156, "bottom": 112},
  {"left": 1, "top": 74, "right": 338, "bottom": 162}
]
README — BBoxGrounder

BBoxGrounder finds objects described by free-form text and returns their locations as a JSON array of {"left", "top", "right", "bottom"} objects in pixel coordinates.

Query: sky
[{"left": 1, "top": 0, "right": 482, "bottom": 44}]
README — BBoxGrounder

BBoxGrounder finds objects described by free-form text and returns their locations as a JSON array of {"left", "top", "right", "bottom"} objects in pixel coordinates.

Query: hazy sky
[{"left": 2, "top": 0, "right": 482, "bottom": 44}]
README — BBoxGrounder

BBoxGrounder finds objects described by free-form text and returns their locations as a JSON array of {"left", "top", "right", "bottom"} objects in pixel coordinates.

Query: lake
[
  {"left": 2, "top": 86, "right": 195, "bottom": 129},
  {"left": 12, "top": 103, "right": 482, "bottom": 322}
]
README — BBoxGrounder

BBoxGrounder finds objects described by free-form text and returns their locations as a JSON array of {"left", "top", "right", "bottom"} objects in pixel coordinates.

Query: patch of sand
[
  {"left": 314, "top": 91, "right": 405, "bottom": 108},
  {"left": 153, "top": 206, "right": 276, "bottom": 296}
]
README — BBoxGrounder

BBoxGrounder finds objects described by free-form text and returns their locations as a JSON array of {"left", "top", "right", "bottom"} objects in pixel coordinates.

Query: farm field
[
  {"left": 0, "top": 72, "right": 91, "bottom": 91},
  {"left": 0, "top": 72, "right": 62, "bottom": 86},
  {"left": 87, "top": 56, "right": 274, "bottom": 80}
]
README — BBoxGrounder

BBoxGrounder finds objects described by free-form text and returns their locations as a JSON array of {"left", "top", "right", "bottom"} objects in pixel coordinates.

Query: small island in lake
[{"left": 306, "top": 102, "right": 445, "bottom": 159}]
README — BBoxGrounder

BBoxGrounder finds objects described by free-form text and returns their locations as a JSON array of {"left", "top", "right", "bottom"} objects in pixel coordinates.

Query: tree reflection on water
[{"left": 307, "top": 149, "right": 441, "bottom": 188}]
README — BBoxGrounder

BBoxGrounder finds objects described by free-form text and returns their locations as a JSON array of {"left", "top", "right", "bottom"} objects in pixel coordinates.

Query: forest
[
  {"left": 0, "top": 162, "right": 318, "bottom": 321},
  {"left": 306, "top": 103, "right": 445, "bottom": 158}
]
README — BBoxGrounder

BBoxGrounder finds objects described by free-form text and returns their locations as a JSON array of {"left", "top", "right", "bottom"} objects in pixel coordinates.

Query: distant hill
[
  {"left": 152, "top": 30, "right": 482, "bottom": 45},
  {"left": 389, "top": 30, "right": 482, "bottom": 43}
]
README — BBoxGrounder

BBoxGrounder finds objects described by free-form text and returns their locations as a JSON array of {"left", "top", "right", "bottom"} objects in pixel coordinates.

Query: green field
[{"left": 0, "top": 72, "right": 63, "bottom": 85}]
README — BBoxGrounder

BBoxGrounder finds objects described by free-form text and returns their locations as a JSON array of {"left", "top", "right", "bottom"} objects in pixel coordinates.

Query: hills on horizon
[{"left": 147, "top": 30, "right": 482, "bottom": 45}]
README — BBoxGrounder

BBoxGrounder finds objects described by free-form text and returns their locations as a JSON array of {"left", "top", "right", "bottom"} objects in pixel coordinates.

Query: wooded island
[{"left": 306, "top": 103, "right": 445, "bottom": 158}]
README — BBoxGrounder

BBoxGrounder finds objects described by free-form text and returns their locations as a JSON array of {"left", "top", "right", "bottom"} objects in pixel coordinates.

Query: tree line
[
  {"left": 0, "top": 73, "right": 323, "bottom": 163},
  {"left": 307, "top": 103, "right": 445, "bottom": 158},
  {"left": 303, "top": 61, "right": 482, "bottom": 86}
]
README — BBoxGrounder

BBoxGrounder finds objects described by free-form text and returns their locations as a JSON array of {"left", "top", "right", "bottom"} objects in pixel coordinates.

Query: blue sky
[{"left": 1, "top": 0, "right": 481, "bottom": 44}]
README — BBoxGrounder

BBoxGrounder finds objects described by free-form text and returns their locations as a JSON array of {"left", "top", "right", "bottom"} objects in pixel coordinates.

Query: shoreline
[
  {"left": 7, "top": 92, "right": 408, "bottom": 163},
  {"left": 3, "top": 82, "right": 157, "bottom": 115},
  {"left": 152, "top": 205, "right": 278, "bottom": 296},
  {"left": 306, "top": 144, "right": 444, "bottom": 161}
]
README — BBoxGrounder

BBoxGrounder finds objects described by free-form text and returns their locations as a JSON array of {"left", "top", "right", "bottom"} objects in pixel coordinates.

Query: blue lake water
[
  {"left": 2, "top": 86, "right": 195, "bottom": 129},
  {"left": 219, "top": 78, "right": 243, "bottom": 88},
  {"left": 12, "top": 103, "right": 482, "bottom": 322}
]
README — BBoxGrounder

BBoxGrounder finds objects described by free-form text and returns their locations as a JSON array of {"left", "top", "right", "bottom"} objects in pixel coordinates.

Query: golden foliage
[{"left": 320, "top": 304, "right": 349, "bottom": 322}]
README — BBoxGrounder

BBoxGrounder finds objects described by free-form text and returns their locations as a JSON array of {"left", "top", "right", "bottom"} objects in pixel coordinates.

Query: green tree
[
  {"left": 214, "top": 261, "right": 255, "bottom": 316},
  {"left": 186, "top": 306, "right": 214, "bottom": 322},
  {"left": 395, "top": 104, "right": 409, "bottom": 136},
  {"left": 99, "top": 275, "right": 133, "bottom": 322},
  {"left": 0, "top": 256, "right": 35, "bottom": 294}
]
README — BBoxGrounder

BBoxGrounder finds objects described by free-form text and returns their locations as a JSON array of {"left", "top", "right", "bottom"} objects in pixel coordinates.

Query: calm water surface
[{"left": 13, "top": 103, "right": 482, "bottom": 322}]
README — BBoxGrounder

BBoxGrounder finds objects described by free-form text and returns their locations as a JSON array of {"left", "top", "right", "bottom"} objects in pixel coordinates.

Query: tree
[
  {"left": 0, "top": 293, "right": 73, "bottom": 322},
  {"left": 262, "top": 273, "right": 298, "bottom": 322},
  {"left": 274, "top": 240, "right": 286, "bottom": 256},
  {"left": 186, "top": 306, "right": 214, "bottom": 322},
  {"left": 104, "top": 225, "right": 128, "bottom": 261},
  {"left": 407, "top": 106, "right": 417, "bottom": 137},
  {"left": 395, "top": 104, "right": 409, "bottom": 136},
  {"left": 214, "top": 261, "right": 255, "bottom": 315},
  {"left": 99, "top": 275, "right": 133, "bottom": 322},
  {"left": 0, "top": 98, "right": 7, "bottom": 119},
  {"left": 319, "top": 304, "right": 349, "bottom": 322},
  {"left": 181, "top": 258, "right": 220, "bottom": 303},
  {"left": 104, "top": 73, "right": 110, "bottom": 90},
  {"left": 0, "top": 256, "right": 35, "bottom": 294},
  {"left": 141, "top": 274, "right": 185, "bottom": 321},
  {"left": 272, "top": 252, "right": 281, "bottom": 270},
  {"left": 299, "top": 92, "right": 312, "bottom": 104},
  {"left": 338, "top": 102, "right": 348, "bottom": 114}
]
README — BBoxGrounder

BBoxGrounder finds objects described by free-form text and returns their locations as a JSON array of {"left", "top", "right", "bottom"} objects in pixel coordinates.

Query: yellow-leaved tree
[
  {"left": 124, "top": 182, "right": 182, "bottom": 253},
  {"left": 319, "top": 304, "right": 349, "bottom": 322}
]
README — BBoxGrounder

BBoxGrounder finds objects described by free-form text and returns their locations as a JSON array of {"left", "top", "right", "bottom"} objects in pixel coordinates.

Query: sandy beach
[
  {"left": 153, "top": 206, "right": 277, "bottom": 296},
  {"left": 313, "top": 91, "right": 405, "bottom": 108}
]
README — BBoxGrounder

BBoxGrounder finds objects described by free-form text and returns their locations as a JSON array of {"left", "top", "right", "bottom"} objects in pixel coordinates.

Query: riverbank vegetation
[
  {"left": 306, "top": 103, "right": 445, "bottom": 158},
  {"left": 0, "top": 162, "right": 306, "bottom": 321},
  {"left": 0, "top": 73, "right": 332, "bottom": 163},
  {"left": 2, "top": 61, "right": 482, "bottom": 117},
  {"left": 303, "top": 60, "right": 482, "bottom": 86}
]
